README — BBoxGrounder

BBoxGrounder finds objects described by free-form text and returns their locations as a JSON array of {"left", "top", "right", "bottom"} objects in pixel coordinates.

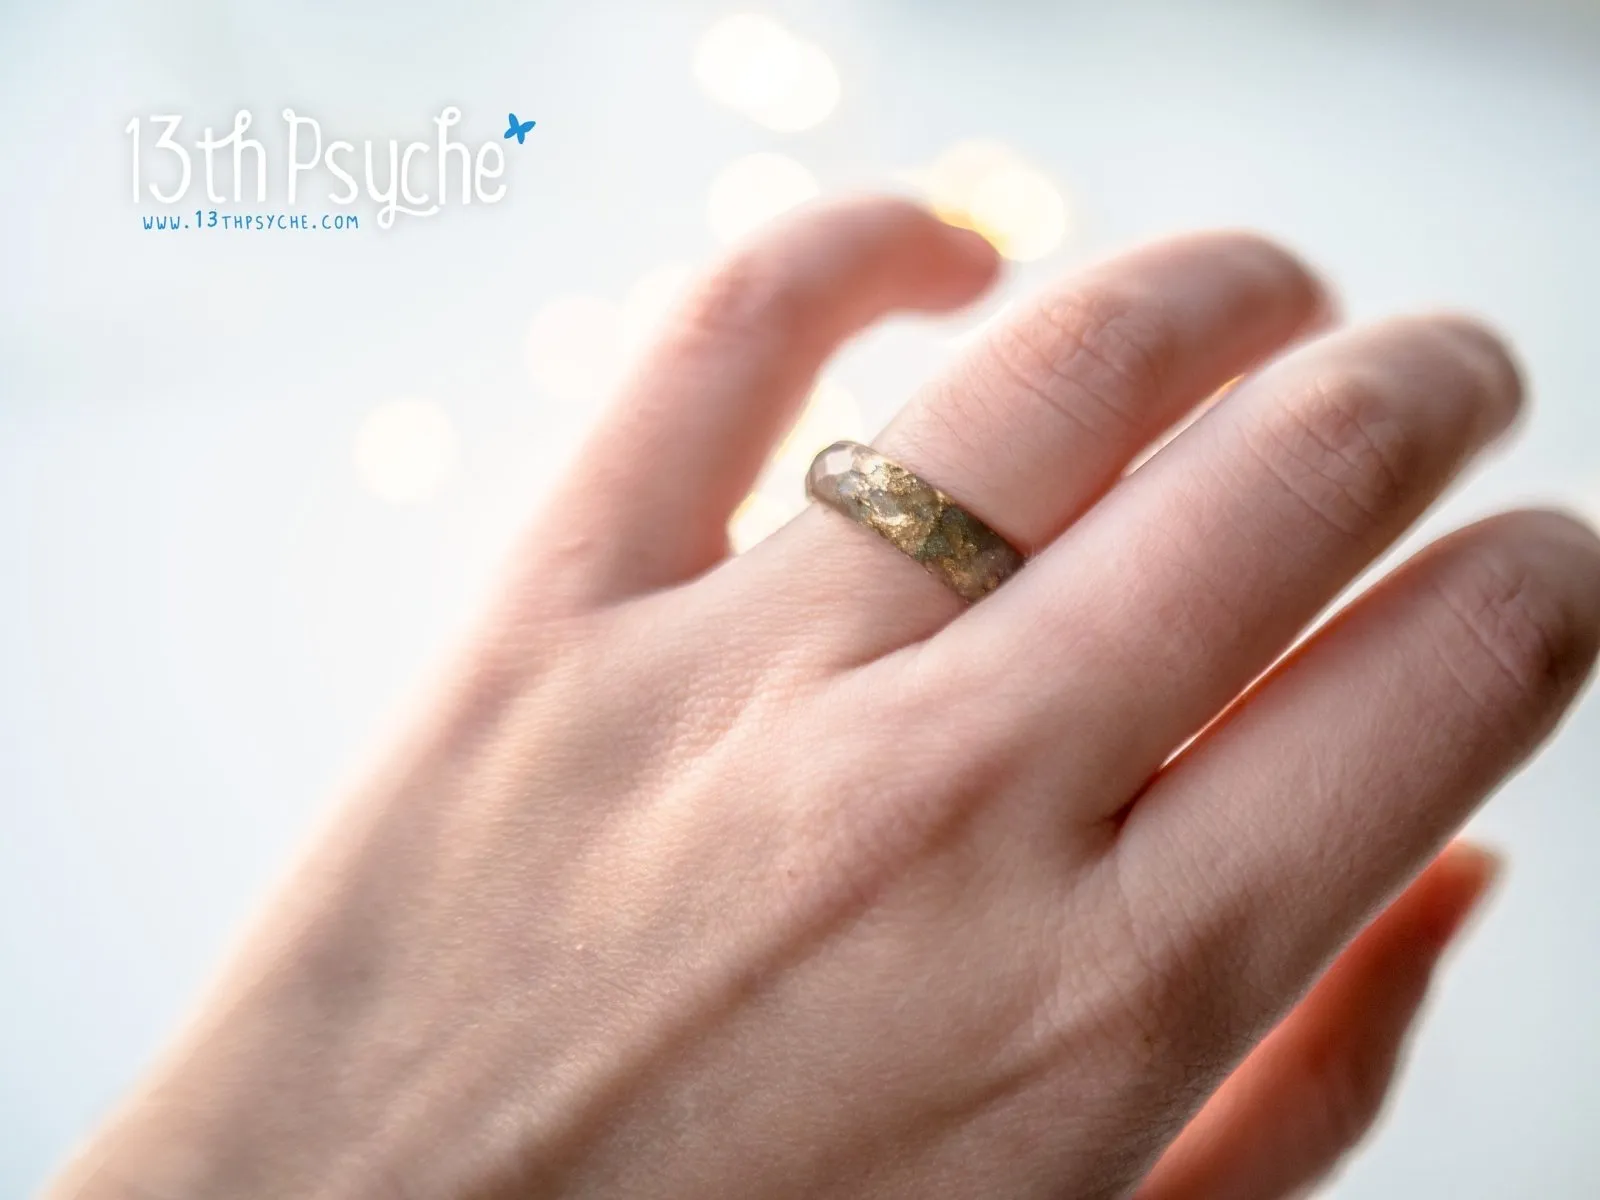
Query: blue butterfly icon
[{"left": 504, "top": 112, "right": 536, "bottom": 144}]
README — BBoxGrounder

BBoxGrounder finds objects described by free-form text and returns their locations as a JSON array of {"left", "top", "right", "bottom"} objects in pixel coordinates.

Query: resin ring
[{"left": 805, "top": 440, "right": 1025, "bottom": 602}]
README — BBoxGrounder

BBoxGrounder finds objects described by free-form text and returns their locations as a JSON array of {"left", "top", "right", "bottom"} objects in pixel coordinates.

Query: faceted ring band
[{"left": 805, "top": 441, "right": 1026, "bottom": 603}]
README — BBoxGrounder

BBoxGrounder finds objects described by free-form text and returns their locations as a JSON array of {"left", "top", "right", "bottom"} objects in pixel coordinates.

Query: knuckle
[
  {"left": 1431, "top": 546, "right": 1581, "bottom": 719},
  {"left": 986, "top": 284, "right": 1176, "bottom": 444},
  {"left": 674, "top": 246, "right": 809, "bottom": 345},
  {"left": 666, "top": 199, "right": 939, "bottom": 349},
  {"left": 1248, "top": 370, "right": 1415, "bottom": 541}
]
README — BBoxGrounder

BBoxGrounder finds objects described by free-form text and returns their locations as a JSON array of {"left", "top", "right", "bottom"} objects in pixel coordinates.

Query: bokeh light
[
  {"left": 352, "top": 397, "right": 460, "bottom": 504},
  {"left": 524, "top": 295, "right": 625, "bottom": 404},
  {"left": 694, "top": 14, "right": 841, "bottom": 132},
  {"left": 729, "top": 491, "right": 796, "bottom": 554},
  {"left": 707, "top": 153, "right": 820, "bottom": 244},
  {"left": 621, "top": 261, "right": 696, "bottom": 355},
  {"left": 730, "top": 379, "right": 862, "bottom": 552},
  {"left": 948, "top": 301, "right": 1016, "bottom": 350},
  {"left": 771, "top": 378, "right": 864, "bottom": 477},
  {"left": 919, "top": 140, "right": 1069, "bottom": 262}
]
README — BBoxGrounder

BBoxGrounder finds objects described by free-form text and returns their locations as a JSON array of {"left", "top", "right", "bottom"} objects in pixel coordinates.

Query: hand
[{"left": 50, "top": 197, "right": 1600, "bottom": 1200}]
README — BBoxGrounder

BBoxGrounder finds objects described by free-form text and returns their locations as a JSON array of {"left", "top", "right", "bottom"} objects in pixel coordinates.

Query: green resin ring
[{"left": 805, "top": 441, "right": 1025, "bottom": 603}]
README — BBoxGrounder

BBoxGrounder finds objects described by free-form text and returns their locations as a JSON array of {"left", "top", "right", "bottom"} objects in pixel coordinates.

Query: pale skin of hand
[{"left": 48, "top": 197, "right": 1600, "bottom": 1200}]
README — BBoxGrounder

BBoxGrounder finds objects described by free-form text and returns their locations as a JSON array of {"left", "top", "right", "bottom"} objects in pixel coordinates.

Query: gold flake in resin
[{"left": 806, "top": 440, "right": 1024, "bottom": 602}]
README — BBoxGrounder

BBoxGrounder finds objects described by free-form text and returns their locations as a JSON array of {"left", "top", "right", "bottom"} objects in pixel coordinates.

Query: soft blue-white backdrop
[{"left": 3, "top": 0, "right": 1598, "bottom": 1195}]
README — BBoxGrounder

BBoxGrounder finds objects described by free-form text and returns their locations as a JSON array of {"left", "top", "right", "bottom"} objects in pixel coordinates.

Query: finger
[
  {"left": 1114, "top": 511, "right": 1600, "bottom": 1091},
  {"left": 950, "top": 315, "right": 1523, "bottom": 816},
  {"left": 1135, "top": 842, "right": 1502, "bottom": 1200},
  {"left": 882, "top": 232, "right": 1327, "bottom": 552},
  {"left": 740, "top": 231, "right": 1329, "bottom": 652},
  {"left": 540, "top": 196, "right": 999, "bottom": 602}
]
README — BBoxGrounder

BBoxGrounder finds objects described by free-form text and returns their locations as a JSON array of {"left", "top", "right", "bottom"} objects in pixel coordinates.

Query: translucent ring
[{"left": 805, "top": 440, "right": 1025, "bottom": 603}]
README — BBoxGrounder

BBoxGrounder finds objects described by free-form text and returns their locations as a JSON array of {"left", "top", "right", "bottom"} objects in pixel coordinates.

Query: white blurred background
[{"left": 3, "top": 0, "right": 1599, "bottom": 1194}]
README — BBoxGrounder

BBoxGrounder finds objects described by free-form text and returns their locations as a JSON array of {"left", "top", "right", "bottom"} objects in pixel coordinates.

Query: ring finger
[{"left": 738, "top": 231, "right": 1330, "bottom": 655}]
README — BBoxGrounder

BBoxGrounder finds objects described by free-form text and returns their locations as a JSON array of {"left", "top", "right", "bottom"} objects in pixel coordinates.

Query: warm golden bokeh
[
  {"left": 524, "top": 295, "right": 625, "bottom": 404},
  {"left": 917, "top": 140, "right": 1069, "bottom": 261},
  {"left": 707, "top": 152, "right": 821, "bottom": 244},
  {"left": 352, "top": 397, "right": 460, "bottom": 504},
  {"left": 771, "top": 378, "right": 864, "bottom": 478},
  {"left": 694, "top": 14, "right": 841, "bottom": 132},
  {"left": 729, "top": 491, "right": 796, "bottom": 553}
]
